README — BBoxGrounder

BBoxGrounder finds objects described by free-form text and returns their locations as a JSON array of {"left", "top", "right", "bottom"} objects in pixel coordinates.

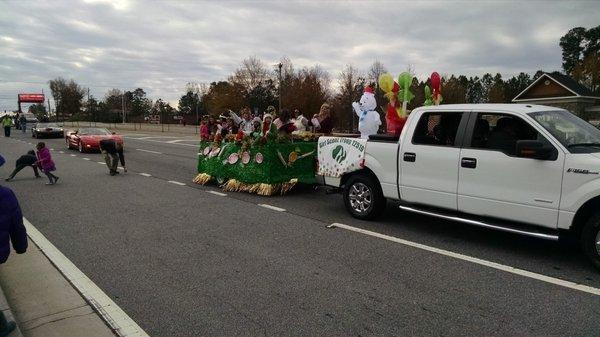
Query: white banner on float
[{"left": 317, "top": 137, "right": 367, "bottom": 178}]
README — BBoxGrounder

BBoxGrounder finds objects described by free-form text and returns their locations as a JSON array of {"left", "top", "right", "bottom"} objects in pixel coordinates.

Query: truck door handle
[
  {"left": 461, "top": 157, "right": 477, "bottom": 169},
  {"left": 403, "top": 152, "right": 416, "bottom": 162}
]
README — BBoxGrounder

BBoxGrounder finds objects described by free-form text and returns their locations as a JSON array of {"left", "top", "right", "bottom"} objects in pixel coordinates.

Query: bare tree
[
  {"left": 367, "top": 60, "right": 387, "bottom": 86},
  {"left": 230, "top": 56, "right": 271, "bottom": 92},
  {"left": 334, "top": 65, "right": 365, "bottom": 132}
]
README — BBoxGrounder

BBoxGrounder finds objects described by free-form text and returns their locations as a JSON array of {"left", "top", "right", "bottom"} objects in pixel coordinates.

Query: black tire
[
  {"left": 580, "top": 212, "right": 600, "bottom": 270},
  {"left": 343, "top": 174, "right": 386, "bottom": 220}
]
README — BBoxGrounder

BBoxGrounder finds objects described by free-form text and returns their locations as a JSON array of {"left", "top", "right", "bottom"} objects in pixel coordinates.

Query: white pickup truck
[{"left": 322, "top": 104, "right": 600, "bottom": 269}]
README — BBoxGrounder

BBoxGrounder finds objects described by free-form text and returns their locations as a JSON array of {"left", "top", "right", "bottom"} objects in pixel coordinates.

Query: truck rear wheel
[
  {"left": 580, "top": 212, "right": 600, "bottom": 270},
  {"left": 343, "top": 174, "right": 386, "bottom": 220}
]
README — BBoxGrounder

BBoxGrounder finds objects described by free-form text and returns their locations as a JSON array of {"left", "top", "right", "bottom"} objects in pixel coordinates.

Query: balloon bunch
[{"left": 378, "top": 73, "right": 410, "bottom": 136}]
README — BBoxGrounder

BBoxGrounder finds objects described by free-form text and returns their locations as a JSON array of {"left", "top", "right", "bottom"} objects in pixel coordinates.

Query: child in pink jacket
[{"left": 36, "top": 142, "right": 59, "bottom": 185}]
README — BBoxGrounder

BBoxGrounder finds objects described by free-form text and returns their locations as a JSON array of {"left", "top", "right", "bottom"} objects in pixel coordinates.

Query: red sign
[{"left": 18, "top": 94, "right": 45, "bottom": 103}]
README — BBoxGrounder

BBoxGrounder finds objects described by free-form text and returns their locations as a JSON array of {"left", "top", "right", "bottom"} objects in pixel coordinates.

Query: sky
[{"left": 1, "top": 0, "right": 599, "bottom": 111}]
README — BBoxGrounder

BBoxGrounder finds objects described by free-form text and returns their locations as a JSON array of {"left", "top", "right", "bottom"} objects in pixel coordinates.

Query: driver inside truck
[{"left": 487, "top": 117, "right": 517, "bottom": 155}]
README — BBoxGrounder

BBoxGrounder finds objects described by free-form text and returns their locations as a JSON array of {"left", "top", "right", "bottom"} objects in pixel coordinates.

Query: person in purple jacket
[
  {"left": 0, "top": 155, "right": 28, "bottom": 336},
  {"left": 35, "top": 142, "right": 59, "bottom": 185}
]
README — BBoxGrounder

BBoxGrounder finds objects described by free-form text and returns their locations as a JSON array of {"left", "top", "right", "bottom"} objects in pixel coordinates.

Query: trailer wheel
[
  {"left": 343, "top": 174, "right": 386, "bottom": 220},
  {"left": 581, "top": 212, "right": 600, "bottom": 270}
]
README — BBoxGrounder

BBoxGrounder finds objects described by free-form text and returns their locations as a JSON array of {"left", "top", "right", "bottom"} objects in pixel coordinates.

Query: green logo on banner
[{"left": 332, "top": 145, "right": 347, "bottom": 163}]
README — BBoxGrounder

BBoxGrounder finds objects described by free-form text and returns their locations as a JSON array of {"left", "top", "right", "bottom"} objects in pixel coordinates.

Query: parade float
[
  {"left": 194, "top": 71, "right": 443, "bottom": 196},
  {"left": 193, "top": 131, "right": 319, "bottom": 196}
]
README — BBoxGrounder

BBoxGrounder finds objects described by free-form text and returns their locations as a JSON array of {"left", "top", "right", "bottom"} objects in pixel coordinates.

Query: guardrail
[{"left": 62, "top": 121, "right": 200, "bottom": 135}]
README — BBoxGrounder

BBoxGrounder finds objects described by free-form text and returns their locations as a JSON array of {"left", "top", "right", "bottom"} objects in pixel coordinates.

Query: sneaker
[
  {"left": 45, "top": 182, "right": 54, "bottom": 185},
  {"left": 4, "top": 178, "right": 11, "bottom": 182},
  {"left": 53, "top": 176, "right": 59, "bottom": 184}
]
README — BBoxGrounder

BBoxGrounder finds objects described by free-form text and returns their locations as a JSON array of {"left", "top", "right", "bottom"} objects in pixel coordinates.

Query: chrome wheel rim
[
  {"left": 595, "top": 230, "right": 600, "bottom": 256},
  {"left": 78, "top": 142, "right": 83, "bottom": 152},
  {"left": 348, "top": 182, "right": 372, "bottom": 214}
]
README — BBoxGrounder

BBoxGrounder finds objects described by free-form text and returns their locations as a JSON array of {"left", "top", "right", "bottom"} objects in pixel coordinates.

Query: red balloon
[{"left": 430, "top": 72, "right": 441, "bottom": 97}]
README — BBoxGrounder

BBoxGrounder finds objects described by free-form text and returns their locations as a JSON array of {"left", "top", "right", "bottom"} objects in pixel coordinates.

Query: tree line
[{"left": 36, "top": 25, "right": 598, "bottom": 132}]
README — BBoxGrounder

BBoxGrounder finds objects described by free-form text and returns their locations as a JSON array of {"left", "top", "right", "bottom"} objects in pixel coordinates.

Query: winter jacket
[
  {"left": 36, "top": 147, "right": 55, "bottom": 171},
  {"left": 99, "top": 139, "right": 125, "bottom": 166},
  {"left": 16, "top": 151, "right": 37, "bottom": 166},
  {"left": 0, "top": 186, "right": 28, "bottom": 263},
  {"left": 2, "top": 117, "right": 12, "bottom": 127}
]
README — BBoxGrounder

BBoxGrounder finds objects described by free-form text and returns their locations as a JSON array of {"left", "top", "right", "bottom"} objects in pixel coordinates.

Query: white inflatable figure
[{"left": 352, "top": 86, "right": 381, "bottom": 139}]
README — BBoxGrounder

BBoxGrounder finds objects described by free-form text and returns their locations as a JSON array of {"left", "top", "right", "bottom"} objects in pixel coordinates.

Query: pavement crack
[
  {"left": 23, "top": 311, "right": 95, "bottom": 331},
  {"left": 20, "top": 304, "right": 89, "bottom": 324}
]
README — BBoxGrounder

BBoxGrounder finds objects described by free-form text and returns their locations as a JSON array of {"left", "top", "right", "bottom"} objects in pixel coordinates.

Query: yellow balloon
[{"left": 378, "top": 73, "right": 394, "bottom": 93}]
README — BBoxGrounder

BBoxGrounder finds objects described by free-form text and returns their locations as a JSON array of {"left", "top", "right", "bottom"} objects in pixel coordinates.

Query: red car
[{"left": 65, "top": 128, "right": 124, "bottom": 153}]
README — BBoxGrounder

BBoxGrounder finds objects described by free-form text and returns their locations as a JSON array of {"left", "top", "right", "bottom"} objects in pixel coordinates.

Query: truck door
[
  {"left": 400, "top": 110, "right": 469, "bottom": 210},
  {"left": 457, "top": 112, "right": 564, "bottom": 228}
]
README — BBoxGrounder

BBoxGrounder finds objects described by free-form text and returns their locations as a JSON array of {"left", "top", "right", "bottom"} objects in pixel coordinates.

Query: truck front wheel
[
  {"left": 343, "top": 174, "right": 386, "bottom": 220},
  {"left": 581, "top": 212, "right": 600, "bottom": 270}
]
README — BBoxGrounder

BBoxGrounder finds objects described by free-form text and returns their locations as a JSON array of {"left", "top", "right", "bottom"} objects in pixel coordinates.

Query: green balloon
[{"left": 398, "top": 72, "right": 412, "bottom": 89}]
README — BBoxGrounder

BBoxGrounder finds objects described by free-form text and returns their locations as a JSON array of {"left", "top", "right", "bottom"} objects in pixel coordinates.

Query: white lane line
[
  {"left": 130, "top": 138, "right": 197, "bottom": 147},
  {"left": 329, "top": 223, "right": 600, "bottom": 296},
  {"left": 23, "top": 218, "right": 150, "bottom": 337},
  {"left": 136, "top": 148, "right": 162, "bottom": 154},
  {"left": 207, "top": 191, "right": 227, "bottom": 197},
  {"left": 97, "top": 162, "right": 105, "bottom": 164},
  {"left": 70, "top": 154, "right": 77, "bottom": 157},
  {"left": 83, "top": 158, "right": 91, "bottom": 161},
  {"left": 50, "top": 148, "right": 55, "bottom": 151},
  {"left": 59, "top": 151, "right": 64, "bottom": 154},
  {"left": 258, "top": 204, "right": 286, "bottom": 212},
  {"left": 168, "top": 180, "right": 186, "bottom": 186},
  {"left": 138, "top": 173, "right": 152, "bottom": 177}
]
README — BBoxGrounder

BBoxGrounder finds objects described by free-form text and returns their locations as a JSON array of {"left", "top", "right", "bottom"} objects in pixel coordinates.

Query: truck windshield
[{"left": 528, "top": 110, "right": 600, "bottom": 153}]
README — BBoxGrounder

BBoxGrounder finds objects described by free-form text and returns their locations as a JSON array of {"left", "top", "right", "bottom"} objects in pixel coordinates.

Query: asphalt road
[{"left": 1, "top": 129, "right": 599, "bottom": 337}]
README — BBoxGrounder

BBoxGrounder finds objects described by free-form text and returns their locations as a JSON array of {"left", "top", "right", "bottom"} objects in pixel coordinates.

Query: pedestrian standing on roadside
[
  {"left": 0, "top": 155, "right": 28, "bottom": 337},
  {"left": 35, "top": 142, "right": 59, "bottom": 185},
  {"left": 5, "top": 150, "right": 41, "bottom": 181},
  {"left": 99, "top": 139, "right": 126, "bottom": 176},
  {"left": 19, "top": 114, "right": 26, "bottom": 133},
  {"left": 1, "top": 116, "right": 12, "bottom": 137}
]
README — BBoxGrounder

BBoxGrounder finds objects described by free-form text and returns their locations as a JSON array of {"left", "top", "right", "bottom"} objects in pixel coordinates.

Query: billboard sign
[{"left": 18, "top": 94, "right": 45, "bottom": 103}]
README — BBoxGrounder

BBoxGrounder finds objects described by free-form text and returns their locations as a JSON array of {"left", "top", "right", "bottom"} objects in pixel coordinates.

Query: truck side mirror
[{"left": 516, "top": 140, "right": 557, "bottom": 160}]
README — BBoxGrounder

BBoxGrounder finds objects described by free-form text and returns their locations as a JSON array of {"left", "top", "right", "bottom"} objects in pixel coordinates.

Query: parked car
[
  {"left": 66, "top": 127, "right": 123, "bottom": 153},
  {"left": 319, "top": 104, "right": 600, "bottom": 269},
  {"left": 32, "top": 123, "right": 64, "bottom": 138}
]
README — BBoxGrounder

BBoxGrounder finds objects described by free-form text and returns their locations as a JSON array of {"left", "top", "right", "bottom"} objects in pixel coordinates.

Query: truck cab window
[
  {"left": 412, "top": 112, "right": 464, "bottom": 146},
  {"left": 470, "top": 113, "right": 549, "bottom": 156}
]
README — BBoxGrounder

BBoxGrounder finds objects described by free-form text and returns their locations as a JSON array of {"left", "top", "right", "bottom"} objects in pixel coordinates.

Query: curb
[{"left": 0, "top": 283, "right": 23, "bottom": 337}]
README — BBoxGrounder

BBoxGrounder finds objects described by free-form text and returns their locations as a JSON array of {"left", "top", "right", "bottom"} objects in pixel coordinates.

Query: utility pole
[
  {"left": 195, "top": 100, "right": 199, "bottom": 135},
  {"left": 278, "top": 62, "right": 283, "bottom": 111},
  {"left": 121, "top": 90, "right": 125, "bottom": 124},
  {"left": 47, "top": 98, "right": 51, "bottom": 121},
  {"left": 88, "top": 88, "right": 91, "bottom": 127}
]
